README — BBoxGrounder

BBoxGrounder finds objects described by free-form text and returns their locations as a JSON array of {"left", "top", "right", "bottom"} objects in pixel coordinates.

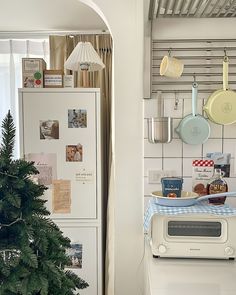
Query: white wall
[
  {"left": 152, "top": 18, "right": 236, "bottom": 40},
  {"left": 83, "top": 1, "right": 144, "bottom": 295},
  {"left": 1, "top": 0, "right": 144, "bottom": 293}
]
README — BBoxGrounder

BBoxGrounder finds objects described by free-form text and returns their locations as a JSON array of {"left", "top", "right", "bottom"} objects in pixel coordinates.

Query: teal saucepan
[{"left": 175, "top": 82, "right": 210, "bottom": 145}]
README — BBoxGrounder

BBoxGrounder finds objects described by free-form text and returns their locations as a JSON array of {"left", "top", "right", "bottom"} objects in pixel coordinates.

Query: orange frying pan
[{"left": 204, "top": 56, "right": 236, "bottom": 125}]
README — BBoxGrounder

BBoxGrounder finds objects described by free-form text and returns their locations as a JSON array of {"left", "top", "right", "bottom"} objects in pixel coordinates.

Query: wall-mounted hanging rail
[
  {"left": 153, "top": 72, "right": 236, "bottom": 76},
  {"left": 153, "top": 81, "right": 236, "bottom": 85},
  {"left": 152, "top": 89, "right": 221, "bottom": 94},
  {"left": 153, "top": 63, "right": 236, "bottom": 68},
  {"left": 153, "top": 47, "right": 236, "bottom": 51},
  {"left": 154, "top": 55, "right": 236, "bottom": 60},
  {"left": 151, "top": 38, "right": 236, "bottom": 96},
  {"left": 152, "top": 39, "right": 236, "bottom": 43}
]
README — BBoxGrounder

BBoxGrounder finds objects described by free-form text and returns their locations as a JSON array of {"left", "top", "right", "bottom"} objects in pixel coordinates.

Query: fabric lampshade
[{"left": 64, "top": 41, "right": 105, "bottom": 72}]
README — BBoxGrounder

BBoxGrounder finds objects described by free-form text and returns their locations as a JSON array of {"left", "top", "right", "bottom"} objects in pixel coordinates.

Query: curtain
[
  {"left": 0, "top": 39, "right": 49, "bottom": 158},
  {"left": 49, "top": 35, "right": 112, "bottom": 185},
  {"left": 50, "top": 34, "right": 113, "bottom": 295}
]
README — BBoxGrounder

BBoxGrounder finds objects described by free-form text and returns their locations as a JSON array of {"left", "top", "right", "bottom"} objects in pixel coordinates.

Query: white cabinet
[
  {"left": 59, "top": 225, "right": 101, "bottom": 295},
  {"left": 19, "top": 88, "right": 103, "bottom": 295}
]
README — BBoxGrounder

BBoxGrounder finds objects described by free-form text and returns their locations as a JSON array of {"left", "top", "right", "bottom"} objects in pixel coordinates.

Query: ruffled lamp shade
[{"left": 64, "top": 41, "right": 105, "bottom": 72}]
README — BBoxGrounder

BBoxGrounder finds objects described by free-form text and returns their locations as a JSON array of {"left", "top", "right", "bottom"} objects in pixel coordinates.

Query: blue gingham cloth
[{"left": 144, "top": 198, "right": 236, "bottom": 232}]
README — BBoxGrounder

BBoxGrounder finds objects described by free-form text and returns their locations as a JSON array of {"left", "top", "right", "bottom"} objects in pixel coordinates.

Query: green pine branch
[
  {"left": 20, "top": 246, "right": 38, "bottom": 269},
  {"left": 65, "top": 270, "right": 89, "bottom": 289},
  {"left": 0, "top": 110, "right": 16, "bottom": 163}
]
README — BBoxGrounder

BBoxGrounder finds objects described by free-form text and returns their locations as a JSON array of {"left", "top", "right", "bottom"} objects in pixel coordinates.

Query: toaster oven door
[{"left": 165, "top": 218, "right": 227, "bottom": 243}]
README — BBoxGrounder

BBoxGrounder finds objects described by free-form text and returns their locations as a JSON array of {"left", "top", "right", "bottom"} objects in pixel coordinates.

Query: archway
[{"left": 77, "top": 1, "right": 144, "bottom": 295}]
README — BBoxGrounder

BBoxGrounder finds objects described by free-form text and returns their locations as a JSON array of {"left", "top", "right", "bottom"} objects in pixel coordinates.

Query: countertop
[{"left": 145, "top": 238, "right": 236, "bottom": 295}]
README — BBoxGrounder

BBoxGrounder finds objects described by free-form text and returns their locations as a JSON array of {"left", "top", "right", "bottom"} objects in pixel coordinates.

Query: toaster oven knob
[
  {"left": 225, "top": 247, "right": 234, "bottom": 256},
  {"left": 158, "top": 244, "right": 167, "bottom": 254}
]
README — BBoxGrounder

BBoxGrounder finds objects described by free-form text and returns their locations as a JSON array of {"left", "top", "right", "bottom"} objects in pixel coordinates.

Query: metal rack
[
  {"left": 153, "top": 39, "right": 236, "bottom": 43},
  {"left": 149, "top": 0, "right": 236, "bottom": 19},
  {"left": 151, "top": 38, "right": 236, "bottom": 94},
  {"left": 153, "top": 47, "right": 236, "bottom": 51}
]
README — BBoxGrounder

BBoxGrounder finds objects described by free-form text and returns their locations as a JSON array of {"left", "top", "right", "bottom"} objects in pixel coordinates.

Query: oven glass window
[{"left": 168, "top": 221, "right": 221, "bottom": 237}]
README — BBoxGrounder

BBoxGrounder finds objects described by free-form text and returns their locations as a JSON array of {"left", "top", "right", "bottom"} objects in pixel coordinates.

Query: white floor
[{"left": 146, "top": 240, "right": 236, "bottom": 295}]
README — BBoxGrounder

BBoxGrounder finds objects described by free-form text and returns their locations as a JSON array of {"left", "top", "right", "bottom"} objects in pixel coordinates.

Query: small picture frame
[
  {"left": 68, "top": 109, "right": 87, "bottom": 128},
  {"left": 66, "top": 144, "right": 83, "bottom": 162},
  {"left": 40, "top": 120, "right": 59, "bottom": 140},
  {"left": 66, "top": 243, "right": 83, "bottom": 269}
]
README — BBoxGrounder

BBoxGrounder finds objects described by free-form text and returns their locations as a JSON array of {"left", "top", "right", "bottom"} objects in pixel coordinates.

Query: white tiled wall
[{"left": 144, "top": 97, "right": 236, "bottom": 196}]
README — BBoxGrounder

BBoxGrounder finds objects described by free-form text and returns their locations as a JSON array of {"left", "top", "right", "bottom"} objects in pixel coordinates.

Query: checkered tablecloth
[{"left": 144, "top": 198, "right": 236, "bottom": 232}]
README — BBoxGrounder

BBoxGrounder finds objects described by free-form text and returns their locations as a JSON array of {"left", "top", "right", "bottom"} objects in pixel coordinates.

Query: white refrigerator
[{"left": 19, "top": 88, "right": 103, "bottom": 295}]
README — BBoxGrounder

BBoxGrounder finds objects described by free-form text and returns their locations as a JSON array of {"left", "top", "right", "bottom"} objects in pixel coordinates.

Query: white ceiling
[{"left": 0, "top": 0, "right": 107, "bottom": 32}]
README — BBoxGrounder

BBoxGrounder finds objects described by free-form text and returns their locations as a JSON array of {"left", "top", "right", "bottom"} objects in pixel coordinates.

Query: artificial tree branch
[
  {"left": 0, "top": 214, "right": 23, "bottom": 229},
  {"left": 0, "top": 171, "right": 18, "bottom": 179},
  {"left": 0, "top": 216, "right": 22, "bottom": 230}
]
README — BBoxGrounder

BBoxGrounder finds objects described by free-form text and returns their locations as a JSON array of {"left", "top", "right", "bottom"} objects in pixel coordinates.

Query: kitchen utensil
[
  {"left": 175, "top": 82, "right": 210, "bottom": 145},
  {"left": 147, "top": 94, "right": 172, "bottom": 143},
  {"left": 151, "top": 191, "right": 236, "bottom": 207},
  {"left": 160, "top": 55, "right": 184, "bottom": 78},
  {"left": 204, "top": 55, "right": 236, "bottom": 125}
]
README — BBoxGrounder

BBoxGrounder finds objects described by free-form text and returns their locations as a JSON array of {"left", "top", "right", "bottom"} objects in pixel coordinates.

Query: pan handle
[
  {"left": 197, "top": 191, "right": 236, "bottom": 202},
  {"left": 192, "top": 82, "right": 198, "bottom": 116},
  {"left": 223, "top": 56, "right": 229, "bottom": 91}
]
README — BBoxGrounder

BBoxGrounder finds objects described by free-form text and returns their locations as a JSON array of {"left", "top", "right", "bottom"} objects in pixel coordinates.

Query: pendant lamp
[{"left": 64, "top": 41, "right": 105, "bottom": 87}]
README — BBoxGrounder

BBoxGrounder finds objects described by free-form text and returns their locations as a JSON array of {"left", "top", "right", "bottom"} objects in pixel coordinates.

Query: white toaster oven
[{"left": 150, "top": 213, "right": 236, "bottom": 259}]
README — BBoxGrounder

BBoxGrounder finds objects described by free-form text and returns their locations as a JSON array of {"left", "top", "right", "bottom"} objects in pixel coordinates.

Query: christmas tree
[{"left": 0, "top": 111, "right": 89, "bottom": 295}]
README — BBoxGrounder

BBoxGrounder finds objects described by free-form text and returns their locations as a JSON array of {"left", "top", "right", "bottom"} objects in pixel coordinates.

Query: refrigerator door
[{"left": 19, "top": 90, "right": 100, "bottom": 219}]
